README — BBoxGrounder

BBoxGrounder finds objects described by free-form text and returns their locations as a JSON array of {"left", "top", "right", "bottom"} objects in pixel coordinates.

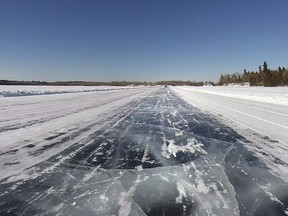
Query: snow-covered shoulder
[
  {"left": 176, "top": 86, "right": 288, "bottom": 106},
  {"left": 0, "top": 85, "right": 141, "bottom": 97}
]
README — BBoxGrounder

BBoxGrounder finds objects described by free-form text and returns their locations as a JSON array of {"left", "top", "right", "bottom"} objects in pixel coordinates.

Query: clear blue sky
[{"left": 1, "top": 0, "right": 288, "bottom": 82}]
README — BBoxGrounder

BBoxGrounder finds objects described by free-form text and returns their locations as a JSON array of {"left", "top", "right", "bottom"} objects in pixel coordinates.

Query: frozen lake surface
[{"left": 0, "top": 87, "right": 287, "bottom": 215}]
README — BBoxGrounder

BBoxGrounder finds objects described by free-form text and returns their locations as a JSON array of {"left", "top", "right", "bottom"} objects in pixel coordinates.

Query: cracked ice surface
[{"left": 0, "top": 161, "right": 239, "bottom": 215}]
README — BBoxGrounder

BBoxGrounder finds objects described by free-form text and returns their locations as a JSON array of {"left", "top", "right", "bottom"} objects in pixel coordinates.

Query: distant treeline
[
  {"left": 0, "top": 80, "right": 50, "bottom": 85},
  {"left": 219, "top": 62, "right": 288, "bottom": 86},
  {"left": 0, "top": 80, "right": 151, "bottom": 86},
  {"left": 51, "top": 81, "right": 151, "bottom": 86},
  {"left": 0, "top": 80, "right": 212, "bottom": 86},
  {"left": 155, "top": 80, "right": 214, "bottom": 86}
]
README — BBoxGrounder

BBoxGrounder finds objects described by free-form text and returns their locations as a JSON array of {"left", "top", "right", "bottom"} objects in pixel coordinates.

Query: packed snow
[
  {"left": 0, "top": 87, "right": 157, "bottom": 180},
  {"left": 178, "top": 86, "right": 288, "bottom": 106},
  {"left": 0, "top": 85, "right": 137, "bottom": 97}
]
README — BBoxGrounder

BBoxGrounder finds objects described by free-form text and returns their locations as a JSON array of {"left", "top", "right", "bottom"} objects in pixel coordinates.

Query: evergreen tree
[
  {"left": 217, "top": 61, "right": 288, "bottom": 86},
  {"left": 278, "top": 66, "right": 282, "bottom": 72},
  {"left": 263, "top": 61, "right": 268, "bottom": 72}
]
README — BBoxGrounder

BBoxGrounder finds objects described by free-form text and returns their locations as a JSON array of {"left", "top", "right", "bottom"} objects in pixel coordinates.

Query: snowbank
[
  {"left": 177, "top": 86, "right": 288, "bottom": 106},
  {"left": 0, "top": 85, "right": 137, "bottom": 97}
]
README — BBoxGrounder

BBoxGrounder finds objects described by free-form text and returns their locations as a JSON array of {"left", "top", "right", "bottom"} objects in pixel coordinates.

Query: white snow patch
[
  {"left": 118, "top": 192, "right": 132, "bottom": 216},
  {"left": 258, "top": 184, "right": 285, "bottom": 206},
  {"left": 141, "top": 145, "right": 149, "bottom": 163},
  {"left": 161, "top": 137, "right": 206, "bottom": 159},
  {"left": 82, "top": 165, "right": 101, "bottom": 182},
  {"left": 176, "top": 182, "right": 187, "bottom": 204},
  {"left": 136, "top": 165, "right": 143, "bottom": 171},
  {"left": 118, "top": 175, "right": 149, "bottom": 216}
]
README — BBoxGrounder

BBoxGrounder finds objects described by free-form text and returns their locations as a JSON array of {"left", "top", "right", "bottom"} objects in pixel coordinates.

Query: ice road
[{"left": 0, "top": 87, "right": 287, "bottom": 216}]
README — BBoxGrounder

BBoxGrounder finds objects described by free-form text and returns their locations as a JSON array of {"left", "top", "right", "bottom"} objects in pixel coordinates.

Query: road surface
[{"left": 0, "top": 87, "right": 287, "bottom": 216}]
